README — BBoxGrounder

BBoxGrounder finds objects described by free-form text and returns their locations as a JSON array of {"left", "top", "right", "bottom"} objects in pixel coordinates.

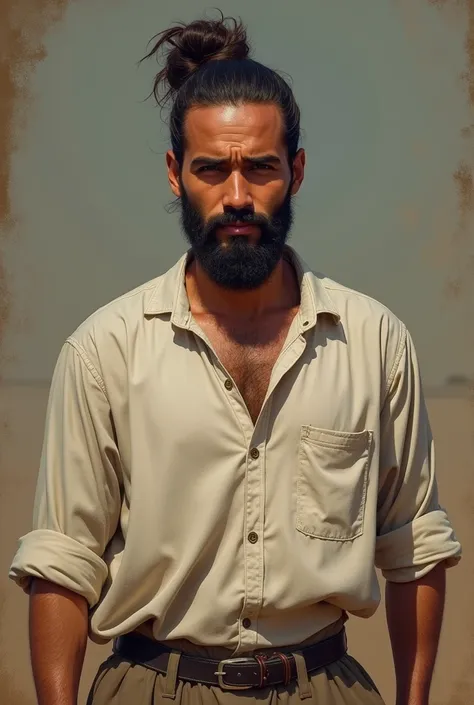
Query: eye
[
  {"left": 250, "top": 163, "right": 275, "bottom": 171},
  {"left": 197, "top": 164, "right": 222, "bottom": 173}
]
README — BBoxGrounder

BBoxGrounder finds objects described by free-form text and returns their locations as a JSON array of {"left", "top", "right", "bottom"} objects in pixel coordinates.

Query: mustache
[{"left": 204, "top": 210, "right": 271, "bottom": 231}]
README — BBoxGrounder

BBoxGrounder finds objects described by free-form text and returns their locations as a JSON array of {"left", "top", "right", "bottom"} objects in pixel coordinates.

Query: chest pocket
[{"left": 296, "top": 425, "right": 373, "bottom": 541}]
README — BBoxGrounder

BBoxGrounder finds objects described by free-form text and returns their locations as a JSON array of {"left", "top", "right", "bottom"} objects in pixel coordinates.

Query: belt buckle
[{"left": 215, "top": 657, "right": 256, "bottom": 690}]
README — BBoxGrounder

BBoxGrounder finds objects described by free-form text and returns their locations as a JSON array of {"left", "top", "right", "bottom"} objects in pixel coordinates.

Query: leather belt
[{"left": 113, "top": 628, "right": 348, "bottom": 690}]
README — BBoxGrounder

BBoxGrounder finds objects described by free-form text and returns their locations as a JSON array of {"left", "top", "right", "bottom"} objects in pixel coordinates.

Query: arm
[
  {"left": 386, "top": 563, "right": 446, "bottom": 705},
  {"left": 9, "top": 339, "right": 122, "bottom": 703},
  {"left": 375, "top": 325, "right": 461, "bottom": 705},
  {"left": 30, "top": 579, "right": 89, "bottom": 705}
]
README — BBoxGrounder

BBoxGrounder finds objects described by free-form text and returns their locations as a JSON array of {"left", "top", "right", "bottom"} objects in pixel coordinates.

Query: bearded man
[{"left": 9, "top": 13, "right": 461, "bottom": 705}]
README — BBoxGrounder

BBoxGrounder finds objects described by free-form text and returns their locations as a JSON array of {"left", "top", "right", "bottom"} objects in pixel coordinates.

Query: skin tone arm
[
  {"left": 29, "top": 578, "right": 89, "bottom": 705},
  {"left": 385, "top": 562, "right": 446, "bottom": 705}
]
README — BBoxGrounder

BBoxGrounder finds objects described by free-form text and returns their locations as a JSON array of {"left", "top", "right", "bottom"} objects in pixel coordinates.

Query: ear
[
  {"left": 290, "top": 148, "right": 306, "bottom": 196},
  {"left": 166, "top": 150, "right": 181, "bottom": 198}
]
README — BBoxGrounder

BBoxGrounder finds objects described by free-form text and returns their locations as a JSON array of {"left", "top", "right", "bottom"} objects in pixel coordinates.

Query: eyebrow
[{"left": 190, "top": 154, "right": 282, "bottom": 169}]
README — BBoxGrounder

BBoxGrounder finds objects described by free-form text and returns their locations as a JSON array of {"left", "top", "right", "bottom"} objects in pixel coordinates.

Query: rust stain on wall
[
  {"left": 428, "top": 1, "right": 474, "bottom": 304},
  {"left": 427, "top": 7, "right": 474, "bottom": 705},
  {"left": 0, "top": 4, "right": 72, "bottom": 702},
  {"left": 0, "top": 0, "right": 69, "bottom": 379},
  {"left": 397, "top": 3, "right": 474, "bottom": 703}
]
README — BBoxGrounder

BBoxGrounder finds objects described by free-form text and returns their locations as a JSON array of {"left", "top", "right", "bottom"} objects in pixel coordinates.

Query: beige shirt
[{"left": 9, "top": 247, "right": 461, "bottom": 653}]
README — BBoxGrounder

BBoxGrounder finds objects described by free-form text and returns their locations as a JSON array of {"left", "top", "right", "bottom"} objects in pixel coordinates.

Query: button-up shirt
[{"left": 9, "top": 247, "right": 461, "bottom": 653}]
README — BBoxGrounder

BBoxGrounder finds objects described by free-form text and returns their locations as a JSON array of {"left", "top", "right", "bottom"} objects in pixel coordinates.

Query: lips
[{"left": 217, "top": 223, "right": 260, "bottom": 235}]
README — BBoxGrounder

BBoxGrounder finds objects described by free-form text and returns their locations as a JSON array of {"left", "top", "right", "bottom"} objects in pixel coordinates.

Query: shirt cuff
[
  {"left": 375, "top": 508, "right": 462, "bottom": 582},
  {"left": 8, "top": 529, "right": 108, "bottom": 607}
]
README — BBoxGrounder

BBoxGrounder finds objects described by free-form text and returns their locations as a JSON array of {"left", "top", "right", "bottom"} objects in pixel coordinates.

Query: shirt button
[
  {"left": 242, "top": 618, "right": 252, "bottom": 629},
  {"left": 248, "top": 531, "right": 259, "bottom": 544},
  {"left": 250, "top": 447, "right": 260, "bottom": 460},
  {"left": 224, "top": 379, "right": 233, "bottom": 390}
]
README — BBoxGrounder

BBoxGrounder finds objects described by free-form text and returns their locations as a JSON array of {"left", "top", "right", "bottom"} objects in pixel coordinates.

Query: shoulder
[
  {"left": 292, "top": 249, "right": 406, "bottom": 353},
  {"left": 310, "top": 269, "right": 408, "bottom": 383},
  {"left": 63, "top": 275, "right": 163, "bottom": 378},
  {"left": 321, "top": 272, "right": 405, "bottom": 335}
]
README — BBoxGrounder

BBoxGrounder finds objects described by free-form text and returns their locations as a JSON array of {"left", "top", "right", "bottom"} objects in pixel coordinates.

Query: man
[{"left": 9, "top": 13, "right": 461, "bottom": 705}]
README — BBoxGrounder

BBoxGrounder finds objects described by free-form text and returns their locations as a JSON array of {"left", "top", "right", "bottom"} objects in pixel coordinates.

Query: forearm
[
  {"left": 385, "top": 562, "right": 446, "bottom": 705},
  {"left": 29, "top": 578, "right": 89, "bottom": 705}
]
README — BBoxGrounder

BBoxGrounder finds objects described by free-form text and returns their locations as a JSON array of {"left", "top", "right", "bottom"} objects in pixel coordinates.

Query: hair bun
[{"left": 142, "top": 14, "right": 250, "bottom": 101}]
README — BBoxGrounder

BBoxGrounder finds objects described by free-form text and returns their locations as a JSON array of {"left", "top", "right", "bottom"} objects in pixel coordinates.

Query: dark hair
[{"left": 140, "top": 12, "right": 301, "bottom": 166}]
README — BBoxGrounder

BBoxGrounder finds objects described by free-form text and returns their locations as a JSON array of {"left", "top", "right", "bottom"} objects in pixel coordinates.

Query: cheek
[
  {"left": 254, "top": 182, "right": 289, "bottom": 214},
  {"left": 180, "top": 181, "right": 214, "bottom": 219},
  {"left": 183, "top": 174, "right": 222, "bottom": 209}
]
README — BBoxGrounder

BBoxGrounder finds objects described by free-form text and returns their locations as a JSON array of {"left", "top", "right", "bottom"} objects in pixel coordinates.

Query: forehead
[{"left": 183, "top": 103, "right": 286, "bottom": 156}]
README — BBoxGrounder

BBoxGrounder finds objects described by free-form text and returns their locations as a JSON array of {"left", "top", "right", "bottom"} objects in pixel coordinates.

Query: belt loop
[
  {"left": 292, "top": 651, "right": 312, "bottom": 700},
  {"left": 162, "top": 651, "right": 181, "bottom": 699}
]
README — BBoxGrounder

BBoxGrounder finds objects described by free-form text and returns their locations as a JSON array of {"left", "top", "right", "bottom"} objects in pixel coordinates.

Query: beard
[{"left": 178, "top": 184, "right": 294, "bottom": 290}]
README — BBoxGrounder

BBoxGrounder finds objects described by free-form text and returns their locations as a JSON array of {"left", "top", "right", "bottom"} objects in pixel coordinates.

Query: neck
[{"left": 185, "top": 254, "right": 300, "bottom": 318}]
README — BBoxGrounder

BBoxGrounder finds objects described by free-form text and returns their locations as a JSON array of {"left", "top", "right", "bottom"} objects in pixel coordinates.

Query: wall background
[{"left": 1, "top": 1, "right": 473, "bottom": 703}]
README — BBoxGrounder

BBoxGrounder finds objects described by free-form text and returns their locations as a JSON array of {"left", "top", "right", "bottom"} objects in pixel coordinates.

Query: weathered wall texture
[
  {"left": 1, "top": 3, "right": 70, "bottom": 704},
  {"left": 0, "top": 1, "right": 68, "bottom": 370}
]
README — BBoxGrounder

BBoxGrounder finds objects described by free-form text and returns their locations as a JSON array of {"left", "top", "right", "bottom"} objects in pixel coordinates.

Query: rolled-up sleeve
[
  {"left": 375, "top": 325, "right": 461, "bottom": 582},
  {"left": 9, "top": 338, "right": 122, "bottom": 607}
]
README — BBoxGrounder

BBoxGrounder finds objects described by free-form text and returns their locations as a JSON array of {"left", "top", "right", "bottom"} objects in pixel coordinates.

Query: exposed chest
[{"left": 195, "top": 311, "right": 298, "bottom": 424}]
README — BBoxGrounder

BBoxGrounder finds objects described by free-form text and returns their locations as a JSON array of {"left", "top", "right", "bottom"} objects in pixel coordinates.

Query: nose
[{"left": 222, "top": 170, "right": 253, "bottom": 211}]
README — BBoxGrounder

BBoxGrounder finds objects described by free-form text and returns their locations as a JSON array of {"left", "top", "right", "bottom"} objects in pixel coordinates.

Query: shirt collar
[
  {"left": 144, "top": 246, "right": 340, "bottom": 329},
  {"left": 285, "top": 246, "right": 341, "bottom": 329}
]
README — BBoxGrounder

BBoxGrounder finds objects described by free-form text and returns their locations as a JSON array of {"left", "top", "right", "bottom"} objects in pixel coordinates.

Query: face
[{"left": 166, "top": 103, "right": 305, "bottom": 290}]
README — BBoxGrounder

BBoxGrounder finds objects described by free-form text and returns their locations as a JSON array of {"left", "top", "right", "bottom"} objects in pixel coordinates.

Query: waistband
[{"left": 113, "top": 625, "right": 348, "bottom": 692}]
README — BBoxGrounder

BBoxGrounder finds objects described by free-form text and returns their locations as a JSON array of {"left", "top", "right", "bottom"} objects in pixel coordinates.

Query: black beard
[{"left": 178, "top": 185, "right": 294, "bottom": 290}]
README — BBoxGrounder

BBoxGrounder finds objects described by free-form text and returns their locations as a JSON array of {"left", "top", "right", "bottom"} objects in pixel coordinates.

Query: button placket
[
  {"left": 239, "top": 408, "right": 270, "bottom": 648},
  {"left": 215, "top": 366, "right": 253, "bottom": 447}
]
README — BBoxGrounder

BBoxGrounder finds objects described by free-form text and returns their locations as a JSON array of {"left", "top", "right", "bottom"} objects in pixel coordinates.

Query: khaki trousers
[{"left": 87, "top": 622, "right": 385, "bottom": 705}]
